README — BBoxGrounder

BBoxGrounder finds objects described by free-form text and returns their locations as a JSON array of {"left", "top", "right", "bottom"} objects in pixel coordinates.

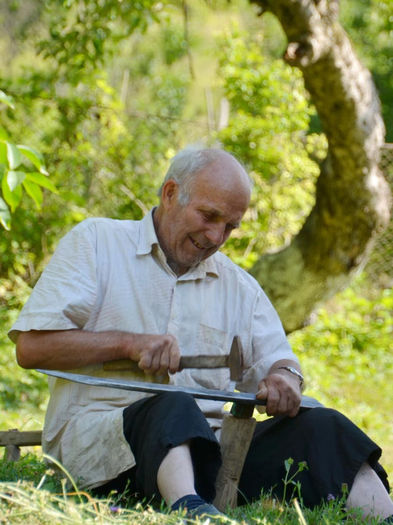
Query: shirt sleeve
[
  {"left": 8, "top": 220, "right": 98, "bottom": 343},
  {"left": 236, "top": 289, "right": 299, "bottom": 393}
]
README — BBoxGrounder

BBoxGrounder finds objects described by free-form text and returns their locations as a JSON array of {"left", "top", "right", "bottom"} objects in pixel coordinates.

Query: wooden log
[
  {"left": 0, "top": 429, "right": 43, "bottom": 446},
  {"left": 0, "top": 429, "right": 42, "bottom": 462}
]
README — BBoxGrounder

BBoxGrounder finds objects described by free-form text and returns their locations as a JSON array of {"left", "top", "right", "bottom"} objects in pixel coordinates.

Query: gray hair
[{"left": 158, "top": 146, "right": 251, "bottom": 205}]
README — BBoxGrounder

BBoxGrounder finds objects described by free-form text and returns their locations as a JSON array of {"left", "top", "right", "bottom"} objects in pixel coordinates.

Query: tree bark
[{"left": 249, "top": 0, "right": 391, "bottom": 332}]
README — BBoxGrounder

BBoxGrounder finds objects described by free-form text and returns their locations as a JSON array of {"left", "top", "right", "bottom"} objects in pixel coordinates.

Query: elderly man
[{"left": 10, "top": 147, "right": 392, "bottom": 521}]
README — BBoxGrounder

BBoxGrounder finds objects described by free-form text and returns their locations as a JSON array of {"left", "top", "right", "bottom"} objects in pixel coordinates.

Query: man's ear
[{"left": 161, "top": 179, "right": 179, "bottom": 208}]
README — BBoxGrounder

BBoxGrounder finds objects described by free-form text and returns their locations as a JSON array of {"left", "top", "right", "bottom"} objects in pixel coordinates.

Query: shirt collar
[{"left": 136, "top": 209, "right": 159, "bottom": 256}]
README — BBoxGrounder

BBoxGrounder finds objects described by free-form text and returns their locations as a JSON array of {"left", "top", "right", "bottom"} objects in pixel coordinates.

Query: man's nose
[{"left": 205, "top": 224, "right": 226, "bottom": 246}]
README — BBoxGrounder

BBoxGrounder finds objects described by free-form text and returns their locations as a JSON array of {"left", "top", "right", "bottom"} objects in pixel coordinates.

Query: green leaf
[
  {"left": 7, "top": 170, "right": 26, "bottom": 191},
  {"left": 0, "top": 141, "right": 7, "bottom": 164},
  {"left": 6, "top": 142, "right": 22, "bottom": 169},
  {"left": 0, "top": 90, "right": 15, "bottom": 109},
  {"left": 298, "top": 461, "right": 308, "bottom": 472},
  {"left": 25, "top": 172, "right": 58, "bottom": 193},
  {"left": 0, "top": 127, "right": 8, "bottom": 140},
  {"left": 0, "top": 196, "right": 11, "bottom": 230},
  {"left": 17, "top": 145, "right": 49, "bottom": 175},
  {"left": 2, "top": 173, "right": 22, "bottom": 211},
  {"left": 284, "top": 458, "right": 293, "bottom": 472},
  {"left": 22, "top": 179, "right": 43, "bottom": 209}
]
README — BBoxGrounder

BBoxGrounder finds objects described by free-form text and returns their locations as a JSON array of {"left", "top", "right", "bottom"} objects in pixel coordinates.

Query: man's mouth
[{"left": 189, "top": 236, "right": 205, "bottom": 250}]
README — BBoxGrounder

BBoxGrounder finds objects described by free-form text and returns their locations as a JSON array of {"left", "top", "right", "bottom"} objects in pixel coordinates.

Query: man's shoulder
[
  {"left": 213, "top": 251, "right": 261, "bottom": 293},
  {"left": 69, "top": 217, "right": 142, "bottom": 241},
  {"left": 74, "top": 216, "right": 140, "bottom": 233},
  {"left": 57, "top": 217, "right": 145, "bottom": 255}
]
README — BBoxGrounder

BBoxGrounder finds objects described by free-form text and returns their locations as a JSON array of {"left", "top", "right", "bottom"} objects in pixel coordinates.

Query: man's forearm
[
  {"left": 16, "top": 329, "right": 134, "bottom": 370},
  {"left": 16, "top": 329, "right": 181, "bottom": 374}
]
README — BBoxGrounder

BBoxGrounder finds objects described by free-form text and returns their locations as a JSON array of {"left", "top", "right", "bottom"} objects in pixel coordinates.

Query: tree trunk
[{"left": 249, "top": 0, "right": 391, "bottom": 332}]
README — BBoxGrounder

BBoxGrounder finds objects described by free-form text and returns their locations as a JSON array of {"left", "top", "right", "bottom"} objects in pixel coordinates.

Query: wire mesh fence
[{"left": 364, "top": 143, "right": 393, "bottom": 287}]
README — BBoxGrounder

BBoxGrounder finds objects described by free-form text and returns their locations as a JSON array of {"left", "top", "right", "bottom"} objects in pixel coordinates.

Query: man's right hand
[
  {"left": 16, "top": 329, "right": 181, "bottom": 374},
  {"left": 124, "top": 333, "right": 181, "bottom": 375}
]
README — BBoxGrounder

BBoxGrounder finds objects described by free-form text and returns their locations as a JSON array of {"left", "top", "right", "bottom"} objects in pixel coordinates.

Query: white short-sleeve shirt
[{"left": 9, "top": 211, "right": 298, "bottom": 489}]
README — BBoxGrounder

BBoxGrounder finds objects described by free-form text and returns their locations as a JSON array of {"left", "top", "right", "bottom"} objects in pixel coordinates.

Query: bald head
[{"left": 158, "top": 146, "right": 252, "bottom": 206}]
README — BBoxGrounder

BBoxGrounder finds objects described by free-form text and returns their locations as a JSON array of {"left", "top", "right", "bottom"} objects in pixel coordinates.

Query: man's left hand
[{"left": 256, "top": 370, "right": 302, "bottom": 418}]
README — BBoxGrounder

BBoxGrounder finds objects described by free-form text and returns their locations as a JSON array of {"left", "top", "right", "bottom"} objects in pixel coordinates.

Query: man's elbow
[{"left": 16, "top": 333, "right": 39, "bottom": 369}]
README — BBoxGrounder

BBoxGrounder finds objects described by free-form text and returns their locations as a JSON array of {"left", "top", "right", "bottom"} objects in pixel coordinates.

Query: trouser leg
[
  {"left": 122, "top": 392, "right": 221, "bottom": 502},
  {"left": 238, "top": 407, "right": 389, "bottom": 508}
]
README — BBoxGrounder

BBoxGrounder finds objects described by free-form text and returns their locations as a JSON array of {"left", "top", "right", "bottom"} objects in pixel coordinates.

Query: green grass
[
  {"left": 0, "top": 476, "right": 387, "bottom": 524},
  {"left": 0, "top": 274, "right": 392, "bottom": 523}
]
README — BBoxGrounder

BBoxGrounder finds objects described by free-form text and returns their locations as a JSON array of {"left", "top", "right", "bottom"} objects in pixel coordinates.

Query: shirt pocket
[
  {"left": 191, "top": 323, "right": 231, "bottom": 390},
  {"left": 197, "top": 323, "right": 229, "bottom": 353}
]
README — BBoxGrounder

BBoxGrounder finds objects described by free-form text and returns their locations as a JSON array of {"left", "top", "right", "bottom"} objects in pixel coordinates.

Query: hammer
[{"left": 103, "top": 336, "right": 244, "bottom": 381}]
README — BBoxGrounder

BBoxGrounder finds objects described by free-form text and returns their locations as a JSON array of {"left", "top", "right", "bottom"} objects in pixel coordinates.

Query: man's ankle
[{"left": 171, "top": 494, "right": 206, "bottom": 512}]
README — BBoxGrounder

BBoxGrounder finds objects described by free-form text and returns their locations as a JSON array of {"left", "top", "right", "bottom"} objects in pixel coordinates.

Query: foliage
[
  {"left": 0, "top": 0, "right": 391, "bottom": 278},
  {"left": 0, "top": 2, "right": 192, "bottom": 283},
  {"left": 0, "top": 276, "right": 47, "bottom": 429},
  {"left": 1, "top": 1, "right": 324, "bottom": 279},
  {"left": 289, "top": 277, "right": 393, "bottom": 475},
  {"left": 0, "top": 455, "right": 61, "bottom": 493},
  {"left": 38, "top": 0, "right": 163, "bottom": 83},
  {"left": 281, "top": 458, "right": 308, "bottom": 504},
  {"left": 215, "top": 29, "right": 326, "bottom": 267},
  {"left": 340, "top": 0, "right": 393, "bottom": 141},
  {"left": 0, "top": 90, "right": 57, "bottom": 230}
]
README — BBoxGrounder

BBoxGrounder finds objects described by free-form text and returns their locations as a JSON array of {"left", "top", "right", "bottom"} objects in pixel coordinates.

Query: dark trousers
[{"left": 94, "top": 392, "right": 389, "bottom": 509}]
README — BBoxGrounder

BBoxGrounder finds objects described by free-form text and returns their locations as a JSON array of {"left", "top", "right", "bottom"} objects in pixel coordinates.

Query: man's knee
[
  {"left": 155, "top": 391, "right": 200, "bottom": 410},
  {"left": 297, "top": 407, "right": 345, "bottom": 428}
]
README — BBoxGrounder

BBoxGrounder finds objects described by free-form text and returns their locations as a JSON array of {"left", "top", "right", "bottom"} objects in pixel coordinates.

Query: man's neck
[
  {"left": 152, "top": 207, "right": 189, "bottom": 277},
  {"left": 166, "top": 259, "right": 188, "bottom": 277}
]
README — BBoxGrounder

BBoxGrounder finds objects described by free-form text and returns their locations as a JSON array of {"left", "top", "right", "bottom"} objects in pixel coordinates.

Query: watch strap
[{"left": 277, "top": 366, "right": 304, "bottom": 388}]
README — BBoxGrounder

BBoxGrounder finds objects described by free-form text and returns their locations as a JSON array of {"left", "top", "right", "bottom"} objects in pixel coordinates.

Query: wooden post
[{"left": 213, "top": 403, "right": 256, "bottom": 511}]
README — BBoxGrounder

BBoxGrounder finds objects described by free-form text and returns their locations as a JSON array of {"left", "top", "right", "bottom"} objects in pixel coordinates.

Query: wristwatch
[{"left": 277, "top": 366, "right": 304, "bottom": 388}]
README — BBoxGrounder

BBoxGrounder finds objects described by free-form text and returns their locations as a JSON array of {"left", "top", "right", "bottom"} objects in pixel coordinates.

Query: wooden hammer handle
[
  {"left": 180, "top": 355, "right": 227, "bottom": 369},
  {"left": 103, "top": 355, "right": 228, "bottom": 372}
]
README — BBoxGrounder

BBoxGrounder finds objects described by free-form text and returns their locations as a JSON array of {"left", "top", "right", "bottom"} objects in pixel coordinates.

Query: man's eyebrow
[
  {"left": 199, "top": 207, "right": 241, "bottom": 227},
  {"left": 199, "top": 207, "right": 223, "bottom": 217}
]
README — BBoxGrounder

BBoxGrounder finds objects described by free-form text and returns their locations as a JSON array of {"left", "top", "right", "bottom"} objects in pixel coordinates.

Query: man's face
[{"left": 156, "top": 159, "right": 250, "bottom": 275}]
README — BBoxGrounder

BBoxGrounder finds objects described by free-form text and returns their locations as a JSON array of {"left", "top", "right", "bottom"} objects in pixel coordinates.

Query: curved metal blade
[
  {"left": 36, "top": 369, "right": 323, "bottom": 409},
  {"left": 37, "top": 368, "right": 265, "bottom": 406}
]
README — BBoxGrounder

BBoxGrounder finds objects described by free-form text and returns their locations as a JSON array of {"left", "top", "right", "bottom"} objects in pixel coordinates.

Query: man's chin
[
  {"left": 182, "top": 254, "right": 205, "bottom": 269},
  {"left": 180, "top": 248, "right": 217, "bottom": 269},
  {"left": 190, "top": 251, "right": 215, "bottom": 266}
]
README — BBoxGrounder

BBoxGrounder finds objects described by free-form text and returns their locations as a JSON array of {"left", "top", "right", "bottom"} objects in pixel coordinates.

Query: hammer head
[{"left": 228, "top": 335, "right": 244, "bottom": 382}]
